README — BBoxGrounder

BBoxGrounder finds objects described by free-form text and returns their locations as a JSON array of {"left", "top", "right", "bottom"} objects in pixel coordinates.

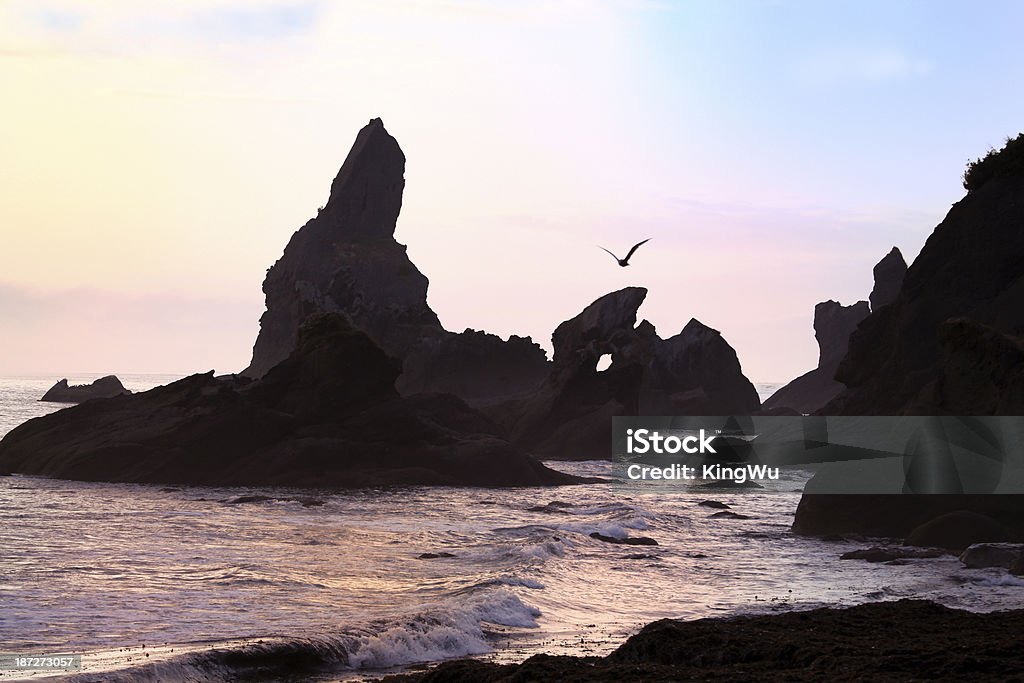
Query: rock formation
[
  {"left": 40, "top": 376, "right": 131, "bottom": 403},
  {"left": 244, "top": 118, "right": 442, "bottom": 377},
  {"left": 505, "top": 288, "right": 760, "bottom": 458},
  {"left": 2, "top": 118, "right": 765, "bottom": 485},
  {"left": 764, "top": 246, "right": 908, "bottom": 415},
  {"left": 761, "top": 300, "right": 868, "bottom": 414},
  {"left": 0, "top": 314, "right": 578, "bottom": 488},
  {"left": 243, "top": 118, "right": 551, "bottom": 406},
  {"left": 794, "top": 152, "right": 1024, "bottom": 540},
  {"left": 959, "top": 542, "right": 1024, "bottom": 569},
  {"left": 912, "top": 318, "right": 1024, "bottom": 415},
  {"left": 868, "top": 246, "right": 907, "bottom": 311},
  {"left": 397, "top": 329, "right": 549, "bottom": 406},
  {"left": 826, "top": 175, "right": 1024, "bottom": 416}
]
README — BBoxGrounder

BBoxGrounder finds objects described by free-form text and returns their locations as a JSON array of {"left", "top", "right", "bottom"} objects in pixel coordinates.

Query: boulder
[
  {"left": 40, "top": 376, "right": 131, "bottom": 403},
  {"left": 869, "top": 246, "right": 908, "bottom": 312},
  {"left": 840, "top": 547, "right": 946, "bottom": 563},
  {"left": 0, "top": 313, "right": 579, "bottom": 488},
  {"left": 905, "top": 511, "right": 1015, "bottom": 553},
  {"left": 959, "top": 543, "right": 1024, "bottom": 569},
  {"left": 709, "top": 510, "right": 754, "bottom": 520},
  {"left": 793, "top": 494, "right": 1024, "bottom": 539},
  {"left": 589, "top": 532, "right": 658, "bottom": 546},
  {"left": 762, "top": 300, "right": 869, "bottom": 414}
]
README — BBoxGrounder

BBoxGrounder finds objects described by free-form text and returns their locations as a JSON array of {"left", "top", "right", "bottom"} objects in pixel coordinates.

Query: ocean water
[{"left": 1, "top": 376, "right": 1021, "bottom": 682}]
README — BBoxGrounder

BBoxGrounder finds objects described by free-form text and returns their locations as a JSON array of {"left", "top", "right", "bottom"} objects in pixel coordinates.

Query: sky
[{"left": 2, "top": 0, "right": 1024, "bottom": 382}]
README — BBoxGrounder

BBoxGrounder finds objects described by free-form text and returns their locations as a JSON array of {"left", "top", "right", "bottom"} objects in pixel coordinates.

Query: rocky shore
[{"left": 383, "top": 600, "right": 1024, "bottom": 682}]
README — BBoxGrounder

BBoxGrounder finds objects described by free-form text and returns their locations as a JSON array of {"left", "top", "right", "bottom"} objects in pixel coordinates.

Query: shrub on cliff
[{"left": 963, "top": 133, "right": 1024, "bottom": 192}]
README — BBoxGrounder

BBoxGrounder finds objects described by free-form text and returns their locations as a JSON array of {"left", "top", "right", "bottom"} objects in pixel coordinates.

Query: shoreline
[{"left": 381, "top": 599, "right": 1024, "bottom": 682}]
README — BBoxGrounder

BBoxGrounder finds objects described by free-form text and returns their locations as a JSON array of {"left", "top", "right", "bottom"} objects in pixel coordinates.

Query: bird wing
[
  {"left": 624, "top": 238, "right": 652, "bottom": 261},
  {"left": 598, "top": 246, "right": 621, "bottom": 261}
]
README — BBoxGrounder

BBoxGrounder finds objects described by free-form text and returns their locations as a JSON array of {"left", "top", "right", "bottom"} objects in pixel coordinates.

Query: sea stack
[
  {"left": 244, "top": 118, "right": 442, "bottom": 377},
  {"left": 761, "top": 300, "right": 868, "bottom": 415},
  {"left": 506, "top": 288, "right": 760, "bottom": 458},
  {"left": 243, "top": 118, "right": 550, "bottom": 405},
  {"left": 40, "top": 376, "right": 131, "bottom": 403},
  {"left": 0, "top": 314, "right": 577, "bottom": 487}
]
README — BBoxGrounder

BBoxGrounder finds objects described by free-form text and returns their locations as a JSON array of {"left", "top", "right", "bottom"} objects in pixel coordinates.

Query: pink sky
[{"left": 3, "top": 1, "right": 1008, "bottom": 381}]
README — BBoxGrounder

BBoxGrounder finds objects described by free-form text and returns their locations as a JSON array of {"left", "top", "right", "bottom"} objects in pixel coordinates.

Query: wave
[
  {"left": 965, "top": 573, "right": 1024, "bottom": 587},
  {"left": 65, "top": 588, "right": 540, "bottom": 682}
]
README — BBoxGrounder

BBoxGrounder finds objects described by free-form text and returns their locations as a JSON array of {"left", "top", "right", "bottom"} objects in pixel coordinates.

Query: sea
[{"left": 1, "top": 376, "right": 1022, "bottom": 681}]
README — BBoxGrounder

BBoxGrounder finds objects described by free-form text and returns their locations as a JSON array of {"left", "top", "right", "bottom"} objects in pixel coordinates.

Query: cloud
[
  {"left": 795, "top": 46, "right": 932, "bottom": 84},
  {"left": 0, "top": 0, "right": 322, "bottom": 58}
]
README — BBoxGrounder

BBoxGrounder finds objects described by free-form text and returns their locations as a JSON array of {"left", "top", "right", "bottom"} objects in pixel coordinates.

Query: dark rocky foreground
[
  {"left": 0, "top": 314, "right": 578, "bottom": 487},
  {"left": 382, "top": 601, "right": 1024, "bottom": 682}
]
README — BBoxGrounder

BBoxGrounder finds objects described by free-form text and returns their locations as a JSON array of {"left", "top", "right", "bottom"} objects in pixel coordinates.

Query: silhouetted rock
[
  {"left": 906, "top": 510, "right": 1016, "bottom": 553},
  {"left": 709, "top": 510, "right": 753, "bottom": 520},
  {"left": 639, "top": 319, "right": 761, "bottom": 415},
  {"left": 913, "top": 318, "right": 1024, "bottom": 414},
  {"left": 397, "top": 329, "right": 549, "bottom": 406},
  {"left": 0, "top": 314, "right": 578, "bottom": 488},
  {"left": 793, "top": 494, "right": 1024, "bottom": 540},
  {"left": 506, "top": 288, "right": 758, "bottom": 459},
  {"left": 386, "top": 600, "right": 1024, "bottom": 682},
  {"left": 698, "top": 500, "right": 730, "bottom": 509},
  {"left": 959, "top": 542, "right": 1024, "bottom": 569},
  {"left": 506, "top": 288, "right": 649, "bottom": 458},
  {"left": 244, "top": 118, "right": 442, "bottom": 378},
  {"left": 762, "top": 300, "right": 869, "bottom": 414},
  {"left": 840, "top": 547, "right": 946, "bottom": 563},
  {"left": 828, "top": 176, "right": 1024, "bottom": 416},
  {"left": 589, "top": 532, "right": 658, "bottom": 546},
  {"left": 40, "top": 376, "right": 131, "bottom": 403},
  {"left": 242, "top": 119, "right": 556, "bottom": 408},
  {"left": 794, "top": 173, "right": 1024, "bottom": 542},
  {"left": 869, "top": 246, "right": 907, "bottom": 311}
]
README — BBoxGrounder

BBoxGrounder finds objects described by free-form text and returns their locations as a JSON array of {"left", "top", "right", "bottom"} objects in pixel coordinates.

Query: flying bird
[{"left": 599, "top": 238, "right": 651, "bottom": 267}]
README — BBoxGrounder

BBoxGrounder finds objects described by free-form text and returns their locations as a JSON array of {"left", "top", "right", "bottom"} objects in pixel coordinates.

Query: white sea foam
[{"left": 348, "top": 588, "right": 540, "bottom": 669}]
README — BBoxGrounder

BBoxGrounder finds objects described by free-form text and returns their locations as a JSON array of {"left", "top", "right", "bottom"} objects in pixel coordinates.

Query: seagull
[{"left": 599, "top": 238, "right": 651, "bottom": 267}]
